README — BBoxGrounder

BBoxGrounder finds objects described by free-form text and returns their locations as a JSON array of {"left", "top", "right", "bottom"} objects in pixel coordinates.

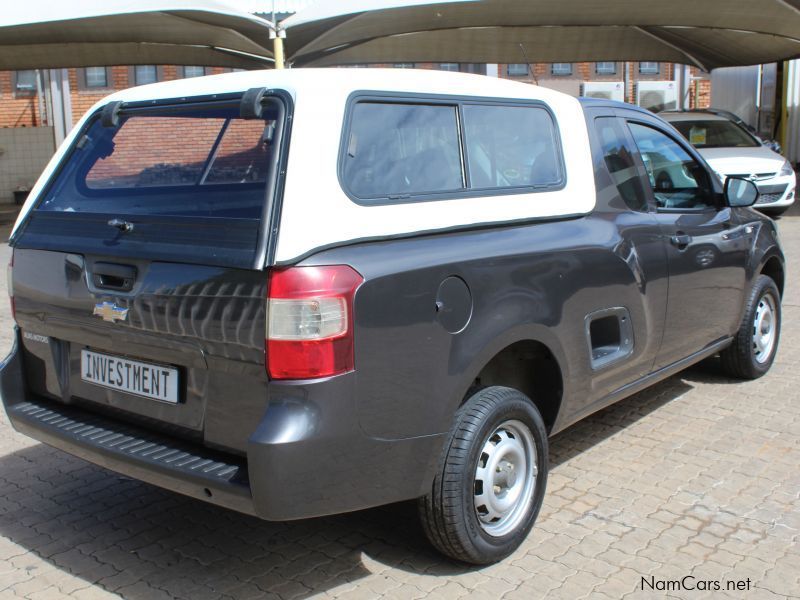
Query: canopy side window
[
  {"left": 340, "top": 95, "right": 566, "bottom": 205},
  {"left": 462, "top": 104, "right": 563, "bottom": 191}
]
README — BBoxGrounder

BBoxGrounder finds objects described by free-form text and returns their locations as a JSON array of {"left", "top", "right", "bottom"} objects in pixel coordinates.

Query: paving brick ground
[{"left": 0, "top": 199, "right": 798, "bottom": 600}]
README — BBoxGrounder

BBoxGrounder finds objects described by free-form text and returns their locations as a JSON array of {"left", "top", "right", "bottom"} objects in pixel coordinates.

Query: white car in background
[{"left": 661, "top": 111, "right": 796, "bottom": 216}]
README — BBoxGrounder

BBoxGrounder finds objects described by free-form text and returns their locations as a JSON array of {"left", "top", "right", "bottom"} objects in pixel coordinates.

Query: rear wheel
[
  {"left": 418, "top": 386, "right": 548, "bottom": 564},
  {"left": 720, "top": 274, "right": 781, "bottom": 379}
]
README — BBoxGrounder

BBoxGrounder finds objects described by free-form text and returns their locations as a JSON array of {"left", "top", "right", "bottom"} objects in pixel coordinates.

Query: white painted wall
[
  {"left": 711, "top": 66, "right": 760, "bottom": 127},
  {"left": 0, "top": 127, "right": 55, "bottom": 204},
  {"left": 786, "top": 60, "right": 800, "bottom": 165}
]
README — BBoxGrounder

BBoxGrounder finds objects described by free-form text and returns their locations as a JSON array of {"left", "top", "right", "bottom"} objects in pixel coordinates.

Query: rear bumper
[
  {"left": 0, "top": 333, "right": 255, "bottom": 516},
  {"left": 1, "top": 329, "right": 444, "bottom": 521}
]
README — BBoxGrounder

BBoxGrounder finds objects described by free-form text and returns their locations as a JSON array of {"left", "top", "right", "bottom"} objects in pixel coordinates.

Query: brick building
[
  {"left": 497, "top": 62, "right": 711, "bottom": 110},
  {"left": 0, "top": 65, "right": 234, "bottom": 129},
  {"left": 0, "top": 61, "right": 710, "bottom": 203},
  {"left": 342, "top": 61, "right": 711, "bottom": 111},
  {"left": 0, "top": 61, "right": 711, "bottom": 129}
]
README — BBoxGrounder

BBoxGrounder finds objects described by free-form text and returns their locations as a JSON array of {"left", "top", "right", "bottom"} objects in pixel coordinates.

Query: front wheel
[
  {"left": 720, "top": 274, "right": 781, "bottom": 379},
  {"left": 418, "top": 386, "right": 548, "bottom": 564}
]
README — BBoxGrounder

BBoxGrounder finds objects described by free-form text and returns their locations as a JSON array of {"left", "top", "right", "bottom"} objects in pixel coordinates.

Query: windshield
[
  {"left": 670, "top": 119, "right": 760, "bottom": 149},
  {"left": 37, "top": 104, "right": 279, "bottom": 219}
]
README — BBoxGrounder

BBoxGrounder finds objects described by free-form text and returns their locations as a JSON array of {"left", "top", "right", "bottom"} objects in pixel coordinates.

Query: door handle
[
  {"left": 670, "top": 233, "right": 692, "bottom": 249},
  {"left": 91, "top": 262, "right": 137, "bottom": 292}
]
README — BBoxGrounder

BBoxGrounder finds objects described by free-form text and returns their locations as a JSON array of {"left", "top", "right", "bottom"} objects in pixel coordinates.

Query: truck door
[
  {"left": 622, "top": 115, "right": 749, "bottom": 368},
  {"left": 581, "top": 110, "right": 669, "bottom": 401}
]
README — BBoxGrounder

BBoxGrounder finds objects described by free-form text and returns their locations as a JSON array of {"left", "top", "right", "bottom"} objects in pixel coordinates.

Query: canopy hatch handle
[
  {"left": 240, "top": 87, "right": 269, "bottom": 119},
  {"left": 101, "top": 101, "right": 123, "bottom": 128}
]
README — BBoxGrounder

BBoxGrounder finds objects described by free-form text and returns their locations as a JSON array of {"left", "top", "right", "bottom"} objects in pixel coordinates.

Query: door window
[
  {"left": 594, "top": 117, "right": 648, "bottom": 211},
  {"left": 628, "top": 123, "right": 715, "bottom": 210}
]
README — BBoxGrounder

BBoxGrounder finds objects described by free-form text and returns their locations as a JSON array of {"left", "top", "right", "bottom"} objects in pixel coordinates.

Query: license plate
[{"left": 80, "top": 349, "right": 179, "bottom": 404}]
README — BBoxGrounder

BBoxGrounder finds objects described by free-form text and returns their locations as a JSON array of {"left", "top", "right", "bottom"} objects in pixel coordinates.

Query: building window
[
  {"left": 507, "top": 64, "right": 529, "bottom": 77},
  {"left": 551, "top": 63, "right": 573, "bottom": 76},
  {"left": 84, "top": 67, "right": 109, "bottom": 88},
  {"left": 439, "top": 63, "right": 459, "bottom": 72},
  {"left": 595, "top": 62, "right": 617, "bottom": 75},
  {"left": 393, "top": 63, "right": 415, "bottom": 69},
  {"left": 14, "top": 70, "right": 37, "bottom": 95},
  {"left": 134, "top": 65, "right": 158, "bottom": 85},
  {"left": 639, "top": 62, "right": 660, "bottom": 75},
  {"left": 460, "top": 64, "right": 486, "bottom": 75},
  {"left": 182, "top": 66, "right": 206, "bottom": 78}
]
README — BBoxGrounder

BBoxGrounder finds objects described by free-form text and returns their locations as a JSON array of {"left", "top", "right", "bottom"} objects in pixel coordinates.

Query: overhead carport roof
[
  {"left": 282, "top": 0, "right": 800, "bottom": 71},
  {"left": 1, "top": 0, "right": 799, "bottom": 72},
  {"left": 0, "top": 0, "right": 276, "bottom": 70}
]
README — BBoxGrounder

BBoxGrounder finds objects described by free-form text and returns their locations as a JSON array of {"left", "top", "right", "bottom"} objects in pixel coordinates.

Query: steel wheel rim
[
  {"left": 753, "top": 293, "right": 778, "bottom": 364},
  {"left": 473, "top": 419, "right": 537, "bottom": 537}
]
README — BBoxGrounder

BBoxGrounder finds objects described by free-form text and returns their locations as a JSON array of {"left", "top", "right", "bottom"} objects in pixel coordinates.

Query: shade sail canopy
[
  {"left": 0, "top": 1, "right": 275, "bottom": 69},
  {"left": 283, "top": 0, "right": 800, "bottom": 71}
]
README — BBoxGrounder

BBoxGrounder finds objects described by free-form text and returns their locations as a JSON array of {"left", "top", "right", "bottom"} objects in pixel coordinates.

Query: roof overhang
[
  {"left": 0, "top": 1, "right": 276, "bottom": 69},
  {"left": 282, "top": 0, "right": 800, "bottom": 71}
]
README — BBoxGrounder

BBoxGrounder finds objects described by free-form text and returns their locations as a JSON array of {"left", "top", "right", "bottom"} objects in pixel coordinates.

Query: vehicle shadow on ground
[{"left": 0, "top": 369, "right": 705, "bottom": 598}]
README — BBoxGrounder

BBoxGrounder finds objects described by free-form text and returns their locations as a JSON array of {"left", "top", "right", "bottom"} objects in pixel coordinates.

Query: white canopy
[
  {"left": 282, "top": 0, "right": 800, "bottom": 71},
  {"left": 0, "top": 0, "right": 276, "bottom": 69}
]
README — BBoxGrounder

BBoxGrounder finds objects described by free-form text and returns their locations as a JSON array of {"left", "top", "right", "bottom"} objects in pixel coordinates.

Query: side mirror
[{"left": 724, "top": 176, "right": 759, "bottom": 208}]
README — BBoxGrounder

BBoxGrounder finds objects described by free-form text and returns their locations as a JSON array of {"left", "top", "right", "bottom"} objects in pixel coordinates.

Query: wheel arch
[
  {"left": 463, "top": 336, "right": 566, "bottom": 435},
  {"left": 760, "top": 253, "right": 785, "bottom": 297}
]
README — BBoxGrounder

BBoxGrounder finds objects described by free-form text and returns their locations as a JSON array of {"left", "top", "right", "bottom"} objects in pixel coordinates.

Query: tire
[
  {"left": 418, "top": 386, "right": 548, "bottom": 564},
  {"left": 720, "top": 274, "right": 781, "bottom": 379},
  {"left": 760, "top": 207, "right": 789, "bottom": 217}
]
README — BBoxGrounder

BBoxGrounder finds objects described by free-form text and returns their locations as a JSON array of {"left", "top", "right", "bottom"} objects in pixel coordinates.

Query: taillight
[
  {"left": 7, "top": 252, "right": 14, "bottom": 323},
  {"left": 267, "top": 265, "right": 363, "bottom": 380}
]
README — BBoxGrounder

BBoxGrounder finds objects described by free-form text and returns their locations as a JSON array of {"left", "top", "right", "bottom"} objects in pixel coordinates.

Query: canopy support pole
[
  {"left": 271, "top": 29, "right": 286, "bottom": 69},
  {"left": 274, "top": 36, "right": 285, "bottom": 69}
]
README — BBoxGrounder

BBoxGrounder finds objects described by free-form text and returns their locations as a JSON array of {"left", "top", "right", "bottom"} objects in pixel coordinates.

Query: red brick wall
[
  {"left": 86, "top": 115, "right": 269, "bottom": 187},
  {"left": 691, "top": 78, "right": 712, "bottom": 110},
  {"left": 0, "top": 71, "right": 44, "bottom": 128}
]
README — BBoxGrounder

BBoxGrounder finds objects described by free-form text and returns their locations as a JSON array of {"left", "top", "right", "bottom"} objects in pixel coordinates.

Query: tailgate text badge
[{"left": 93, "top": 302, "right": 129, "bottom": 323}]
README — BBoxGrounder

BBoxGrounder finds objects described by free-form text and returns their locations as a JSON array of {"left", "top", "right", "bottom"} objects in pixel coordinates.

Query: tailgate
[
  {"left": 13, "top": 249, "right": 268, "bottom": 453},
  {"left": 9, "top": 93, "right": 289, "bottom": 453}
]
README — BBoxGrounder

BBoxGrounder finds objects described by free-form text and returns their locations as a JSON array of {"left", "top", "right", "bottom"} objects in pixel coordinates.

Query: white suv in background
[{"left": 661, "top": 111, "right": 796, "bottom": 216}]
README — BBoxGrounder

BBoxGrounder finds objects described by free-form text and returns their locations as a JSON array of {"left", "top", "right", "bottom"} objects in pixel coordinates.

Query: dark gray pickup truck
[{"left": 0, "top": 69, "right": 785, "bottom": 564}]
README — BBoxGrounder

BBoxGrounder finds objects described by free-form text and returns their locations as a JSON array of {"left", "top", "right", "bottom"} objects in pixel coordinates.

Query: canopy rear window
[
  {"left": 16, "top": 98, "right": 287, "bottom": 269},
  {"left": 38, "top": 105, "right": 278, "bottom": 219}
]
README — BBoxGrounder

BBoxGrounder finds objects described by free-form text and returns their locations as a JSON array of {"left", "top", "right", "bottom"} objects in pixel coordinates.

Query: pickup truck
[{"left": 0, "top": 69, "right": 785, "bottom": 564}]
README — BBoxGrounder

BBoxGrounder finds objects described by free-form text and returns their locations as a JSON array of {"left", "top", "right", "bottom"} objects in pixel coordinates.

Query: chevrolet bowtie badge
[{"left": 93, "top": 301, "right": 129, "bottom": 323}]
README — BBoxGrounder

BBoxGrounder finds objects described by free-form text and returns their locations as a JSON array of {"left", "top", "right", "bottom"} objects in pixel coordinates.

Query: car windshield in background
[
  {"left": 670, "top": 119, "right": 760, "bottom": 149},
  {"left": 37, "top": 105, "right": 278, "bottom": 219}
]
